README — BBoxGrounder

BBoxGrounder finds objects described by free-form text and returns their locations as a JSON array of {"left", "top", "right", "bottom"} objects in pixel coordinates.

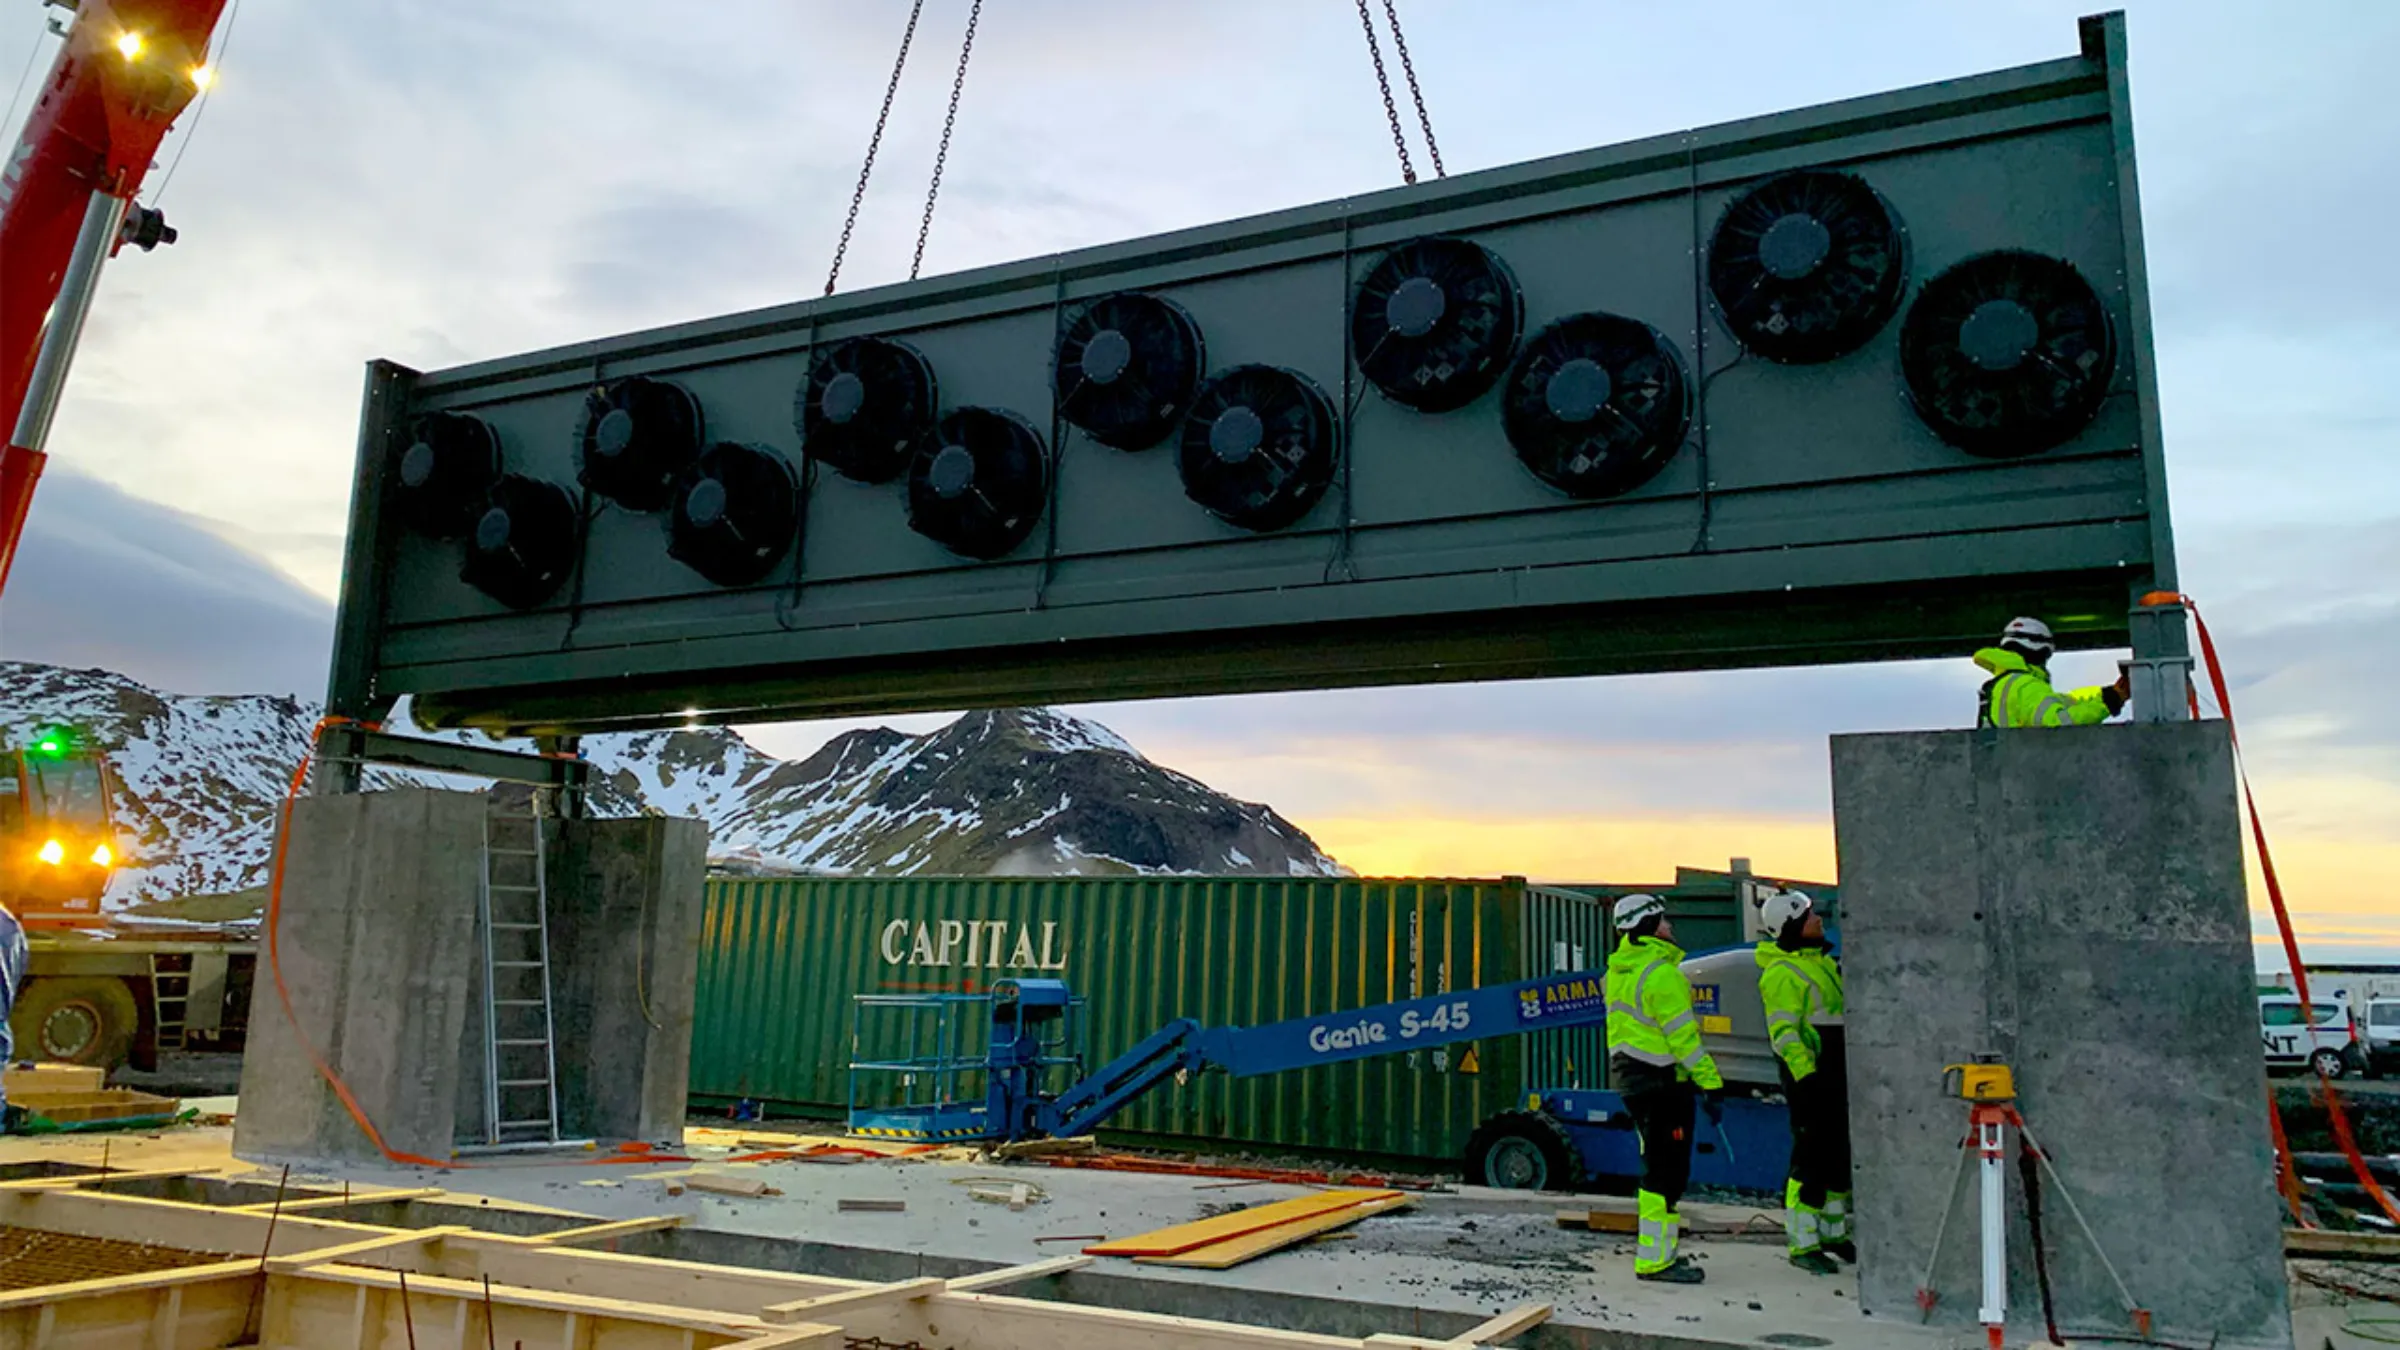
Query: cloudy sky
[{"left": 1, "top": 2, "right": 2393, "bottom": 963}]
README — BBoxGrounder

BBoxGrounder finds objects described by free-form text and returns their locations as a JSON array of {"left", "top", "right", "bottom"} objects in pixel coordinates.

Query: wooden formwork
[{"left": 0, "top": 1172, "right": 1549, "bottom": 1350}]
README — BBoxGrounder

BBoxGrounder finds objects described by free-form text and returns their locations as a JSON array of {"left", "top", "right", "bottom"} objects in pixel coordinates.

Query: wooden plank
[
  {"left": 759, "top": 1275, "right": 945, "bottom": 1325},
  {"left": 532, "top": 1214, "right": 689, "bottom": 1246},
  {"left": 715, "top": 1327, "right": 848, "bottom": 1349},
  {"left": 1135, "top": 1195, "right": 1413, "bottom": 1270},
  {"left": 2285, "top": 1226, "right": 2400, "bottom": 1261},
  {"left": 0, "top": 1165, "right": 209, "bottom": 1191},
  {"left": 945, "top": 1255, "right": 1092, "bottom": 1292},
  {"left": 264, "top": 1225, "right": 471, "bottom": 1274},
  {"left": 1450, "top": 1301, "right": 1552, "bottom": 1346},
  {"left": 1084, "top": 1188, "right": 1399, "bottom": 1257},
  {"left": 835, "top": 1197, "right": 905, "bottom": 1212},
  {"left": 285, "top": 1261, "right": 779, "bottom": 1336},
  {"left": 0, "top": 1257, "right": 259, "bottom": 1309},
  {"left": 229, "top": 1186, "right": 445, "bottom": 1213},
  {"left": 933, "top": 1290, "right": 1357, "bottom": 1350},
  {"left": 434, "top": 1239, "right": 867, "bottom": 1310}
]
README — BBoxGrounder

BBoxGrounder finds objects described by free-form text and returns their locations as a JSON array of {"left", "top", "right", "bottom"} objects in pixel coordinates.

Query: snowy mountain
[{"left": 0, "top": 661, "right": 1344, "bottom": 907}]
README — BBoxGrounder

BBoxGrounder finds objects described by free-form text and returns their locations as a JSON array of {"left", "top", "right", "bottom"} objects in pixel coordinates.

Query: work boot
[
  {"left": 1789, "top": 1250, "right": 1841, "bottom": 1276},
  {"left": 1822, "top": 1239, "right": 1858, "bottom": 1263},
  {"left": 1636, "top": 1256, "right": 1706, "bottom": 1284}
]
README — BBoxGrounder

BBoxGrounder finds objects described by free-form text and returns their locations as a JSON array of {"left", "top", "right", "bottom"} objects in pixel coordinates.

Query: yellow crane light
[
  {"left": 36, "top": 839, "right": 65, "bottom": 866},
  {"left": 190, "top": 63, "right": 214, "bottom": 90},
  {"left": 115, "top": 31, "right": 144, "bottom": 60},
  {"left": 90, "top": 843, "right": 113, "bottom": 868}
]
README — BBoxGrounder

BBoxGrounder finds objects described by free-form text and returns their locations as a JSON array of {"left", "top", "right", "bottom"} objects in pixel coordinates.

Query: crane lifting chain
[
  {"left": 1354, "top": 0, "right": 1445, "bottom": 184},
  {"left": 825, "top": 0, "right": 1441, "bottom": 297},
  {"left": 824, "top": 0, "right": 985, "bottom": 296}
]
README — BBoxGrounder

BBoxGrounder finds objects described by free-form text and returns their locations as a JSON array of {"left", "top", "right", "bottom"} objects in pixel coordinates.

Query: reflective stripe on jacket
[
  {"left": 1755, "top": 941, "right": 1844, "bottom": 1080},
  {"left": 1974, "top": 647, "right": 2111, "bottom": 729},
  {"left": 1606, "top": 934, "right": 1723, "bottom": 1091}
]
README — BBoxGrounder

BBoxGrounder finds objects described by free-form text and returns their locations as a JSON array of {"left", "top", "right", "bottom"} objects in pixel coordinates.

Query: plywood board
[
  {"left": 1136, "top": 1195, "right": 1414, "bottom": 1270},
  {"left": 1084, "top": 1189, "right": 1399, "bottom": 1257}
]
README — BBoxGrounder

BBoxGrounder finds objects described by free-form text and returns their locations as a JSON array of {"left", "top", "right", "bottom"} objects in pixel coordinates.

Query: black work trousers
[
  {"left": 1616, "top": 1060, "right": 1696, "bottom": 1209},
  {"left": 1779, "top": 1026, "right": 1853, "bottom": 1207}
]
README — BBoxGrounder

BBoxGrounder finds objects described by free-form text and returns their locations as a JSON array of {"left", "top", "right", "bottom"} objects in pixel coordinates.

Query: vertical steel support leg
[{"left": 2127, "top": 595, "right": 2194, "bottom": 723}]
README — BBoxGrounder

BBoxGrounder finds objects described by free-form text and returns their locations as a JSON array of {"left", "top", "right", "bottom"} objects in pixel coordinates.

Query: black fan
[
  {"left": 906, "top": 408, "right": 1050, "bottom": 560},
  {"left": 577, "top": 375, "right": 703, "bottom": 510},
  {"left": 461, "top": 474, "right": 578, "bottom": 609},
  {"left": 1501, "top": 313, "right": 1692, "bottom": 500},
  {"left": 1054, "top": 292, "right": 1205, "bottom": 449},
  {"left": 1900, "top": 250, "right": 2116, "bottom": 457},
  {"left": 1708, "top": 169, "right": 1908, "bottom": 364},
  {"left": 1351, "top": 236, "right": 1523, "bottom": 411},
  {"left": 667, "top": 442, "right": 802, "bottom": 586},
  {"left": 796, "top": 337, "right": 939, "bottom": 483},
  {"left": 392, "top": 411, "right": 501, "bottom": 538},
  {"left": 1177, "top": 365, "right": 1339, "bottom": 532}
]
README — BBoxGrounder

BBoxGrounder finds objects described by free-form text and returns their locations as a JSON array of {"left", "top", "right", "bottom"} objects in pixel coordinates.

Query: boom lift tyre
[{"left": 1464, "top": 1109, "right": 1579, "bottom": 1190}]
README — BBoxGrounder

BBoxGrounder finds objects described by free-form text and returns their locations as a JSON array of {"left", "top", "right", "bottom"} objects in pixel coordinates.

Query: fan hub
[
  {"left": 1544, "top": 359, "right": 1614, "bottom": 424},
  {"left": 1081, "top": 328, "right": 1133, "bottom": 385},
  {"left": 684, "top": 476, "right": 728, "bottom": 528},
  {"left": 929, "top": 444, "right": 978, "bottom": 499},
  {"left": 1385, "top": 276, "right": 1448, "bottom": 338},
  {"left": 593, "top": 407, "right": 636, "bottom": 459},
  {"left": 474, "top": 506, "right": 513, "bottom": 554},
  {"left": 1209, "top": 406, "right": 1265, "bottom": 464},
  {"left": 1958, "top": 299, "right": 2040, "bottom": 372},
  {"left": 1759, "top": 212, "right": 1833, "bottom": 281},
  {"left": 398, "top": 441, "right": 436, "bottom": 488},
  {"left": 820, "top": 372, "right": 867, "bottom": 425}
]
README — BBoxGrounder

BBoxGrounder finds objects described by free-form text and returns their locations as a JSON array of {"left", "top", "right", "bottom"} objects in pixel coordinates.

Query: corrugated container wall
[{"left": 693, "top": 876, "right": 1600, "bottom": 1163}]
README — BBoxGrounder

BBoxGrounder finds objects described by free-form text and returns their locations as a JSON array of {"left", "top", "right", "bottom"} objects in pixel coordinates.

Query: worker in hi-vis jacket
[
  {"left": 1755, "top": 887, "right": 1853, "bottom": 1273},
  {"left": 1975, "top": 616, "right": 2129, "bottom": 728},
  {"left": 1605, "top": 893, "right": 1724, "bottom": 1284}
]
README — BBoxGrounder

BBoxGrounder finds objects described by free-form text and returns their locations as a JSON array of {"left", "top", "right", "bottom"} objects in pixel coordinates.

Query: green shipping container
[{"left": 691, "top": 874, "right": 1614, "bottom": 1166}]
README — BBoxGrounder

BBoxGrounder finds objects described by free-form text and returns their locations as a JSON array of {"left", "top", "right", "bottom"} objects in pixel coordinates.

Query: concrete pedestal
[
  {"left": 236, "top": 789, "right": 706, "bottom": 1165},
  {"left": 1832, "top": 723, "right": 2289, "bottom": 1349}
]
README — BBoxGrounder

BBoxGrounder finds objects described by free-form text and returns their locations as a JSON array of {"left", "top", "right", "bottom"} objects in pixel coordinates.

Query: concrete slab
[
  {"left": 285, "top": 1139, "right": 1939, "bottom": 1349},
  {"left": 1833, "top": 723, "right": 2290, "bottom": 1349}
]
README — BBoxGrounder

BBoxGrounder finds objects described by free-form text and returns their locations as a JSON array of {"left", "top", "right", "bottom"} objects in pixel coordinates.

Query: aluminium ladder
[{"left": 471, "top": 791, "right": 564, "bottom": 1150}]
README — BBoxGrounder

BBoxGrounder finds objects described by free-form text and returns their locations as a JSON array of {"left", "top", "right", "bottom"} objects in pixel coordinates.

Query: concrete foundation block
[
  {"left": 237, "top": 788, "right": 707, "bottom": 1166},
  {"left": 235, "top": 789, "right": 485, "bottom": 1164},
  {"left": 548, "top": 815, "right": 708, "bottom": 1144},
  {"left": 1832, "top": 723, "right": 2289, "bottom": 1349}
]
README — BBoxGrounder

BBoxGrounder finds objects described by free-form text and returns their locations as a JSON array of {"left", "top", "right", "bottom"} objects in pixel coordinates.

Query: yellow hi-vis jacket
[
  {"left": 1605, "top": 935, "right": 1723, "bottom": 1090},
  {"left": 1755, "top": 942, "right": 1845, "bottom": 1080},
  {"left": 1974, "top": 647, "right": 2113, "bottom": 729}
]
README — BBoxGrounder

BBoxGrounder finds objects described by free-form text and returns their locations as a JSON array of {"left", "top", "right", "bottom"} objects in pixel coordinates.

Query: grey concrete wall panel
[
  {"left": 235, "top": 789, "right": 707, "bottom": 1163},
  {"left": 330, "top": 14, "right": 2174, "bottom": 733},
  {"left": 234, "top": 789, "right": 485, "bottom": 1164},
  {"left": 547, "top": 815, "right": 710, "bottom": 1143},
  {"left": 1831, "top": 724, "right": 2289, "bottom": 1349}
]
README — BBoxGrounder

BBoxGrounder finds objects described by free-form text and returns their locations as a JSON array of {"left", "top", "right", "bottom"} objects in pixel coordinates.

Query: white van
[
  {"left": 2363, "top": 999, "right": 2400, "bottom": 1078},
  {"left": 2260, "top": 995, "right": 2362, "bottom": 1079}
]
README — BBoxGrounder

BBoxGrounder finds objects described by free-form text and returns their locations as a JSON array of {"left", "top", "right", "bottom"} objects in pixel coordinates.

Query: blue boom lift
[{"left": 848, "top": 954, "right": 1796, "bottom": 1193}]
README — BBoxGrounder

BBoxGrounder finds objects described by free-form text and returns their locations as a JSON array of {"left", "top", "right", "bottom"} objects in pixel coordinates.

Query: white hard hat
[
  {"left": 2000, "top": 616, "right": 2056, "bottom": 656},
  {"left": 1759, "top": 887, "right": 1814, "bottom": 935},
  {"left": 1613, "top": 893, "right": 1666, "bottom": 932}
]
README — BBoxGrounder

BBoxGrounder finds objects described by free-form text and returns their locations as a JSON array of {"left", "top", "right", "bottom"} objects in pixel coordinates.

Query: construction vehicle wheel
[
  {"left": 1465, "top": 1110, "right": 1577, "bottom": 1191},
  {"left": 10, "top": 977, "right": 139, "bottom": 1069}
]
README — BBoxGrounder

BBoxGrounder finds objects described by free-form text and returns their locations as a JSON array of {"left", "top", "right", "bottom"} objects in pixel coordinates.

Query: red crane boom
[{"left": 0, "top": 0, "right": 228, "bottom": 595}]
